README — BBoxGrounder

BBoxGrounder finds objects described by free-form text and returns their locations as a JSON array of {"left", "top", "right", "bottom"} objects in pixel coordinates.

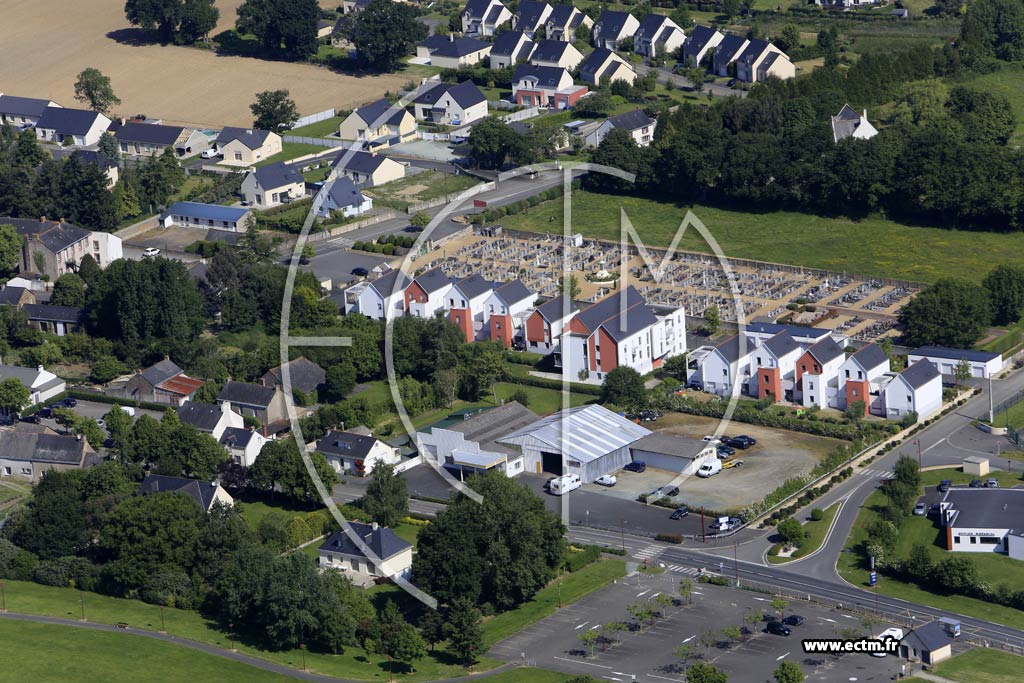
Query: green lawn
[
  {"left": 236, "top": 498, "right": 316, "bottom": 532},
  {"left": 767, "top": 502, "right": 840, "bottom": 564},
  {"left": 498, "top": 190, "right": 1024, "bottom": 284},
  {"left": 392, "top": 522, "right": 423, "bottom": 545},
  {"left": 290, "top": 115, "right": 345, "bottom": 138},
  {"left": 252, "top": 142, "right": 327, "bottom": 167},
  {"left": 0, "top": 619, "right": 297, "bottom": 683},
  {"left": 0, "top": 580, "right": 498, "bottom": 681},
  {"left": 838, "top": 468, "right": 1024, "bottom": 629},
  {"left": 959, "top": 64, "right": 1024, "bottom": 148},
  {"left": 482, "top": 559, "right": 626, "bottom": 648},
  {"left": 367, "top": 171, "right": 481, "bottom": 211},
  {"left": 990, "top": 397, "right": 1024, "bottom": 431},
  {"left": 932, "top": 648, "right": 1024, "bottom": 683}
]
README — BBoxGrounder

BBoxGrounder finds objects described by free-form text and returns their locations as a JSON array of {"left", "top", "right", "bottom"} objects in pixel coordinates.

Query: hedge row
[{"left": 512, "top": 374, "right": 602, "bottom": 396}]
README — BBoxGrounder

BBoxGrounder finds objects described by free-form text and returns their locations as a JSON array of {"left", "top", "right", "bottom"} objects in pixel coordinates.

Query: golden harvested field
[{"left": 0, "top": 0, "right": 408, "bottom": 128}]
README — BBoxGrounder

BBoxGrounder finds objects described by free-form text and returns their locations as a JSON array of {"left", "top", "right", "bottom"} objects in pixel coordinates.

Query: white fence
[
  {"left": 308, "top": 209, "right": 403, "bottom": 241},
  {"left": 500, "top": 106, "right": 543, "bottom": 123},
  {"left": 292, "top": 108, "right": 336, "bottom": 129},
  {"left": 282, "top": 135, "right": 349, "bottom": 149}
]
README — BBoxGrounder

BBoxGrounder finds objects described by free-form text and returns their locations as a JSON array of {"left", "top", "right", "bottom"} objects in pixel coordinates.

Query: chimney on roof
[
  {"left": 36, "top": 365, "right": 43, "bottom": 373},
  {"left": 863, "top": 109, "right": 868, "bottom": 120},
  {"left": 246, "top": 129, "right": 252, "bottom": 134},
  {"left": 371, "top": 521, "right": 379, "bottom": 531},
  {"left": 450, "top": 33, "right": 455, "bottom": 42}
]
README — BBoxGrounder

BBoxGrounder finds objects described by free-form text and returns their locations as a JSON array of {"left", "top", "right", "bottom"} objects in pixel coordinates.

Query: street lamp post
[
  {"left": 79, "top": 592, "right": 85, "bottom": 621},
  {"left": 300, "top": 643, "right": 307, "bottom": 672},
  {"left": 1, "top": 581, "right": 5, "bottom": 612},
  {"left": 916, "top": 440, "right": 922, "bottom": 470},
  {"left": 160, "top": 605, "right": 165, "bottom": 633},
  {"left": 229, "top": 623, "right": 236, "bottom": 651},
  {"left": 621, "top": 520, "right": 626, "bottom": 553}
]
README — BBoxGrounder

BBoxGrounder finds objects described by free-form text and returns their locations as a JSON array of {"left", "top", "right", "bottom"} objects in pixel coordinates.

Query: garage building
[
  {"left": 496, "top": 404, "right": 650, "bottom": 482},
  {"left": 629, "top": 433, "right": 717, "bottom": 476},
  {"left": 940, "top": 488, "right": 1024, "bottom": 559},
  {"left": 907, "top": 346, "right": 1004, "bottom": 380},
  {"left": 416, "top": 402, "right": 539, "bottom": 479}
]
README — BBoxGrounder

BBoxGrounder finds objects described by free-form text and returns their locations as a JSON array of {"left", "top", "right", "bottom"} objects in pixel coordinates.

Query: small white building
[
  {"left": 216, "top": 128, "right": 282, "bottom": 167},
  {"left": 578, "top": 48, "right": 636, "bottom": 88},
  {"left": 681, "top": 25, "right": 724, "bottom": 67},
  {"left": 529, "top": 40, "right": 585, "bottom": 71},
  {"left": 592, "top": 109, "right": 656, "bottom": 147},
  {"left": 686, "top": 334, "right": 754, "bottom": 397},
  {"left": 446, "top": 273, "right": 495, "bottom": 342},
  {"left": 0, "top": 364, "right": 65, "bottom": 408},
  {"left": 488, "top": 31, "right": 536, "bottom": 70},
  {"left": 35, "top": 107, "right": 110, "bottom": 147},
  {"left": 424, "top": 36, "right": 491, "bottom": 69},
  {"left": 219, "top": 427, "right": 268, "bottom": 468},
  {"left": 0, "top": 95, "right": 61, "bottom": 129},
  {"left": 544, "top": 4, "right": 592, "bottom": 42},
  {"left": 592, "top": 10, "right": 640, "bottom": 50},
  {"left": 881, "top": 359, "right": 942, "bottom": 422},
  {"left": 629, "top": 434, "right": 718, "bottom": 476},
  {"left": 513, "top": 0, "right": 552, "bottom": 38},
  {"left": 635, "top": 14, "right": 686, "bottom": 59},
  {"left": 315, "top": 429, "right": 400, "bottom": 476},
  {"left": 412, "top": 81, "right": 488, "bottom": 127},
  {"left": 461, "top": 0, "right": 512, "bottom": 36},
  {"left": 831, "top": 104, "right": 879, "bottom": 143},
  {"left": 796, "top": 337, "right": 847, "bottom": 410},
  {"left": 907, "top": 346, "right": 1004, "bottom": 380},
  {"left": 345, "top": 269, "right": 410, "bottom": 320},
  {"left": 177, "top": 400, "right": 245, "bottom": 441},
  {"left": 318, "top": 523, "right": 413, "bottom": 584},
  {"left": 750, "top": 331, "right": 802, "bottom": 401},
  {"left": 940, "top": 488, "right": 1024, "bottom": 559},
  {"left": 160, "top": 202, "right": 252, "bottom": 231}
]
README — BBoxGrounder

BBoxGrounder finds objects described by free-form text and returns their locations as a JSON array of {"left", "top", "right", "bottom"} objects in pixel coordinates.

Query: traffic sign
[{"left": 869, "top": 571, "right": 877, "bottom": 586}]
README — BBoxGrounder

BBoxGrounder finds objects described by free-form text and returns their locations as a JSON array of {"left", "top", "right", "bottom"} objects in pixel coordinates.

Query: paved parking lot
[{"left": 490, "top": 575, "right": 921, "bottom": 683}]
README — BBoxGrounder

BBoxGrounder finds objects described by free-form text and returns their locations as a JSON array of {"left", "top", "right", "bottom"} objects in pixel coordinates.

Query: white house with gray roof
[
  {"left": 241, "top": 162, "right": 306, "bottom": 208},
  {"left": 796, "top": 336, "right": 847, "bottom": 410},
  {"left": 907, "top": 346, "right": 1005, "bottom": 380},
  {"left": 544, "top": 4, "right": 592, "bottom": 42},
  {"left": 318, "top": 522, "right": 413, "bottom": 585},
  {"left": 412, "top": 81, "right": 487, "bottom": 126},
  {"left": 337, "top": 99, "right": 416, "bottom": 148},
  {"left": 0, "top": 364, "right": 65, "bottom": 409},
  {"left": 635, "top": 14, "right": 686, "bottom": 59},
  {"left": 312, "top": 177, "right": 373, "bottom": 219},
  {"left": 218, "top": 381, "right": 288, "bottom": 426},
  {"left": 484, "top": 280, "right": 535, "bottom": 347},
  {"left": 578, "top": 48, "right": 636, "bottom": 89},
  {"left": 529, "top": 39, "right": 584, "bottom": 70},
  {"left": 425, "top": 36, "right": 492, "bottom": 69},
  {"left": 0, "top": 95, "right": 61, "bottom": 129},
  {"left": 831, "top": 104, "right": 878, "bottom": 143},
  {"left": 489, "top": 31, "right": 536, "bottom": 69},
  {"left": 35, "top": 106, "right": 110, "bottom": 147},
  {"left": 940, "top": 488, "right": 1024, "bottom": 559},
  {"left": 881, "top": 359, "right": 942, "bottom": 422},
  {"left": 592, "top": 10, "right": 640, "bottom": 50},
  {"left": 177, "top": 401, "right": 244, "bottom": 441},
  {"left": 681, "top": 25, "right": 724, "bottom": 67},
  {"left": 220, "top": 427, "right": 268, "bottom": 467},
  {"left": 328, "top": 151, "right": 405, "bottom": 187},
  {"left": 315, "top": 429, "right": 399, "bottom": 475},
  {"left": 513, "top": 0, "right": 552, "bottom": 37},
  {"left": 140, "top": 475, "right": 234, "bottom": 512},
  {"left": 345, "top": 269, "right": 411, "bottom": 320},
  {"left": 447, "top": 273, "right": 495, "bottom": 342},
  {"left": 404, "top": 267, "right": 453, "bottom": 318},
  {"left": 585, "top": 108, "right": 656, "bottom": 148},
  {"left": 461, "top": 0, "right": 512, "bottom": 36}
]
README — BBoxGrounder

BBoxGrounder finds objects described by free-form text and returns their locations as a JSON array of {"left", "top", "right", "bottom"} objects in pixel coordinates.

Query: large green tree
[
  {"left": 124, "top": 0, "right": 218, "bottom": 44},
  {"left": 601, "top": 367, "right": 647, "bottom": 410},
  {"left": 73, "top": 68, "right": 122, "bottom": 114},
  {"left": 0, "top": 377, "right": 30, "bottom": 415},
  {"left": 443, "top": 598, "right": 485, "bottom": 666},
  {"left": 960, "top": 0, "right": 1024, "bottom": 62},
  {"left": 898, "top": 278, "right": 992, "bottom": 348},
  {"left": 251, "top": 437, "right": 338, "bottom": 504},
  {"left": 983, "top": 264, "right": 1024, "bottom": 326},
  {"left": 250, "top": 90, "right": 298, "bottom": 131},
  {"left": 344, "top": 0, "right": 427, "bottom": 70},
  {"left": 413, "top": 472, "right": 565, "bottom": 609},
  {"left": 468, "top": 118, "right": 521, "bottom": 170},
  {"left": 50, "top": 273, "right": 86, "bottom": 307},
  {"left": 362, "top": 462, "right": 408, "bottom": 528},
  {"left": 0, "top": 224, "right": 23, "bottom": 277},
  {"left": 237, "top": 0, "right": 318, "bottom": 59}
]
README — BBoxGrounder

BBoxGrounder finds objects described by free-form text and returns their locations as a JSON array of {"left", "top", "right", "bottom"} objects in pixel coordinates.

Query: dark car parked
[
  {"left": 938, "top": 479, "right": 952, "bottom": 492},
  {"left": 969, "top": 479, "right": 983, "bottom": 488},
  {"left": 37, "top": 407, "right": 53, "bottom": 419},
  {"left": 624, "top": 461, "right": 646, "bottom": 473},
  {"left": 60, "top": 397, "right": 77, "bottom": 408},
  {"left": 717, "top": 444, "right": 735, "bottom": 458},
  {"left": 351, "top": 267, "right": 369, "bottom": 277},
  {"left": 766, "top": 621, "right": 791, "bottom": 636},
  {"left": 18, "top": 414, "right": 40, "bottom": 424},
  {"left": 725, "top": 435, "right": 756, "bottom": 449},
  {"left": 665, "top": 486, "right": 680, "bottom": 497},
  {"left": 670, "top": 506, "right": 690, "bottom": 520},
  {"left": 782, "top": 615, "right": 805, "bottom": 627}
]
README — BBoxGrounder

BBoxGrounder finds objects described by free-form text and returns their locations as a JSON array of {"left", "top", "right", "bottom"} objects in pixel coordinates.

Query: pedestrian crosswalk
[
  {"left": 860, "top": 468, "right": 894, "bottom": 479},
  {"left": 664, "top": 564, "right": 702, "bottom": 576},
  {"left": 633, "top": 545, "right": 661, "bottom": 561}
]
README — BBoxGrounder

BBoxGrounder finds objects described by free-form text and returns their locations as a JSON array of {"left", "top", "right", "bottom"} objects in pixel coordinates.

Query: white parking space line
[
  {"left": 554, "top": 656, "right": 612, "bottom": 669},
  {"left": 574, "top": 621, "right": 591, "bottom": 630},
  {"left": 636, "top": 589, "right": 650, "bottom": 597},
  {"left": 776, "top": 652, "right": 791, "bottom": 661}
]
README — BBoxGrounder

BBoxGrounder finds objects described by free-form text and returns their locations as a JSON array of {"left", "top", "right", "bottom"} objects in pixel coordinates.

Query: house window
[
  {"left": 810, "top": 395, "right": 815, "bottom": 402},
  {"left": 271, "top": 193, "right": 279, "bottom": 203},
  {"left": 757, "top": 357, "right": 762, "bottom": 365},
  {"left": 21, "top": 467, "right": 31, "bottom": 475},
  {"left": 852, "top": 389, "right": 859, "bottom": 397},
  {"left": 845, "top": 369, "right": 850, "bottom": 378},
  {"left": 857, "top": 371, "right": 863, "bottom": 379},
  {"left": 722, "top": 369, "right": 727, "bottom": 377},
  {"left": 234, "top": 152, "right": 243, "bottom": 161},
  {"left": 954, "top": 536, "right": 960, "bottom": 544},
  {"left": 970, "top": 537, "right": 976, "bottom": 544},
  {"left": 801, "top": 364, "right": 806, "bottom": 372},
  {"left": 92, "top": 240, "right": 99, "bottom": 251},
  {"left": 255, "top": 195, "right": 263, "bottom": 205},
  {"left": 3, "top": 466, "right": 9, "bottom": 475},
  {"left": 907, "top": 395, "right": 912, "bottom": 403},
  {"left": 809, "top": 381, "right": 814, "bottom": 390}
]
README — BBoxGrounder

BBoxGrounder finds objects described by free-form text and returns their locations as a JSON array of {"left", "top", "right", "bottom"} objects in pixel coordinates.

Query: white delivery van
[
  {"left": 549, "top": 473, "right": 581, "bottom": 495},
  {"left": 697, "top": 460, "right": 722, "bottom": 478},
  {"left": 119, "top": 406, "right": 136, "bottom": 417}
]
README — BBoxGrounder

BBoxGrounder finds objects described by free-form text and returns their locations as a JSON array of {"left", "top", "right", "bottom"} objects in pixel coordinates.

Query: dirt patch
[
  {"left": 396, "top": 184, "right": 429, "bottom": 197},
  {"left": 652, "top": 414, "right": 845, "bottom": 513},
  {"left": 0, "top": 0, "right": 409, "bottom": 128}
]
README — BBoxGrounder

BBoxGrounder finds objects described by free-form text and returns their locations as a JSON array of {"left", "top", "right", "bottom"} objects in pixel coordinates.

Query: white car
[
  {"left": 702, "top": 435, "right": 720, "bottom": 443},
  {"left": 200, "top": 147, "right": 221, "bottom": 159},
  {"left": 595, "top": 474, "right": 617, "bottom": 487},
  {"left": 142, "top": 247, "right": 161, "bottom": 257},
  {"left": 871, "top": 627, "right": 904, "bottom": 657}
]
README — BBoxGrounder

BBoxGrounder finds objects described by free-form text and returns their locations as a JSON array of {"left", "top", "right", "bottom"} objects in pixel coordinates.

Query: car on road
[
  {"left": 716, "top": 444, "right": 735, "bottom": 458},
  {"left": 595, "top": 474, "right": 617, "bottom": 487},
  {"left": 200, "top": 147, "right": 221, "bottom": 159},
  {"left": 766, "top": 621, "right": 791, "bottom": 636},
  {"left": 37, "top": 407, "right": 53, "bottom": 419},
  {"left": 142, "top": 247, "right": 161, "bottom": 257},
  {"left": 669, "top": 506, "right": 689, "bottom": 520},
  {"left": 871, "top": 627, "right": 904, "bottom": 657},
  {"left": 913, "top": 502, "right": 927, "bottom": 516},
  {"left": 710, "top": 517, "right": 732, "bottom": 531},
  {"left": 18, "top": 414, "right": 40, "bottom": 424},
  {"left": 969, "top": 479, "right": 983, "bottom": 488},
  {"left": 351, "top": 267, "right": 369, "bottom": 277},
  {"left": 624, "top": 461, "right": 646, "bottom": 473},
  {"left": 782, "top": 615, "right": 805, "bottom": 627},
  {"left": 60, "top": 398, "right": 77, "bottom": 408},
  {"left": 724, "top": 435, "right": 756, "bottom": 449},
  {"left": 404, "top": 225, "right": 424, "bottom": 233},
  {"left": 702, "top": 435, "right": 720, "bottom": 442},
  {"left": 938, "top": 480, "right": 952, "bottom": 492},
  {"left": 986, "top": 478, "right": 1000, "bottom": 488}
]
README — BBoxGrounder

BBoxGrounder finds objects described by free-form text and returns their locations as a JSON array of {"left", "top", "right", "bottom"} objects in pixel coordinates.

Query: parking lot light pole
[{"left": 733, "top": 542, "right": 739, "bottom": 587}]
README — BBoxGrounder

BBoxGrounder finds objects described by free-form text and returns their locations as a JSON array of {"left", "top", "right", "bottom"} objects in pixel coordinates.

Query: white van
[
  {"left": 871, "top": 627, "right": 904, "bottom": 657},
  {"left": 549, "top": 473, "right": 581, "bottom": 495},
  {"left": 697, "top": 460, "right": 722, "bottom": 478},
  {"left": 119, "top": 406, "right": 136, "bottom": 417}
]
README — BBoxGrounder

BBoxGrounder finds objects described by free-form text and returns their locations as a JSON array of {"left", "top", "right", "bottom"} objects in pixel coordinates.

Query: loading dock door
[{"left": 541, "top": 451, "right": 563, "bottom": 475}]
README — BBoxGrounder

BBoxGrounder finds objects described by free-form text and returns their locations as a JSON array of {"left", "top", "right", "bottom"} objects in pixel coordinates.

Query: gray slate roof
[
  {"left": 319, "top": 522, "right": 411, "bottom": 561},
  {"left": 336, "top": 150, "right": 391, "bottom": 175},
  {"left": 516, "top": 1, "right": 551, "bottom": 30},
  {"left": 112, "top": 121, "right": 184, "bottom": 146},
  {"left": 0, "top": 364, "right": 64, "bottom": 394},
  {"left": 602, "top": 302, "right": 659, "bottom": 344},
  {"left": 352, "top": 99, "right": 410, "bottom": 127},
  {"left": 0, "top": 286, "right": 31, "bottom": 307},
  {"left": 763, "top": 331, "right": 800, "bottom": 359},
  {"left": 72, "top": 150, "right": 117, "bottom": 170},
  {"left": 943, "top": 488, "right": 1024, "bottom": 530},
  {"left": 531, "top": 39, "right": 574, "bottom": 63},
  {"left": 493, "top": 279, "right": 533, "bottom": 307},
  {"left": 574, "top": 286, "right": 644, "bottom": 334},
  {"left": 177, "top": 402, "right": 224, "bottom": 433},
  {"left": 252, "top": 162, "right": 304, "bottom": 191},
  {"left": 431, "top": 36, "right": 490, "bottom": 58},
  {"left": 579, "top": 47, "right": 618, "bottom": 82},
  {"left": 910, "top": 346, "right": 1001, "bottom": 364},
  {"left": 513, "top": 64, "right": 569, "bottom": 88},
  {"left": 217, "top": 127, "right": 273, "bottom": 149},
  {"left": 416, "top": 81, "right": 486, "bottom": 110},
  {"left": 316, "top": 429, "right": 378, "bottom": 460},
  {"left": 369, "top": 268, "right": 411, "bottom": 297},
  {"left": 140, "top": 475, "right": 221, "bottom": 510},
  {"left": 491, "top": 30, "right": 533, "bottom": 58},
  {"left": 850, "top": 343, "right": 889, "bottom": 371},
  {"left": 219, "top": 381, "right": 278, "bottom": 408},
  {"left": 413, "top": 267, "right": 452, "bottom": 294},
  {"left": 806, "top": 337, "right": 845, "bottom": 365},
  {"left": 898, "top": 359, "right": 940, "bottom": 390},
  {"left": 22, "top": 304, "right": 83, "bottom": 324},
  {"left": 324, "top": 177, "right": 366, "bottom": 209},
  {"left": 263, "top": 357, "right": 326, "bottom": 395},
  {"left": 0, "top": 95, "right": 55, "bottom": 118},
  {"left": 608, "top": 109, "right": 654, "bottom": 132},
  {"left": 902, "top": 622, "right": 953, "bottom": 653},
  {"left": 141, "top": 359, "right": 184, "bottom": 388},
  {"left": 220, "top": 427, "right": 257, "bottom": 450},
  {"left": 36, "top": 107, "right": 104, "bottom": 135},
  {"left": 737, "top": 39, "right": 772, "bottom": 66},
  {"left": 684, "top": 25, "right": 720, "bottom": 60},
  {"left": 454, "top": 272, "right": 492, "bottom": 300},
  {"left": 594, "top": 10, "right": 632, "bottom": 40},
  {"left": 745, "top": 322, "right": 830, "bottom": 340},
  {"left": 2, "top": 217, "right": 90, "bottom": 253},
  {"left": 715, "top": 35, "right": 748, "bottom": 63},
  {"left": 463, "top": 0, "right": 494, "bottom": 20},
  {"left": 535, "top": 295, "right": 575, "bottom": 322},
  {"left": 0, "top": 431, "right": 86, "bottom": 464}
]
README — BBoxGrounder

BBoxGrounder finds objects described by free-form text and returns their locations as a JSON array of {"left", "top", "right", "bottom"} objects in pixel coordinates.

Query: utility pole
[
  {"left": 733, "top": 541, "right": 739, "bottom": 587},
  {"left": 916, "top": 439, "right": 922, "bottom": 470},
  {"left": 989, "top": 375, "right": 994, "bottom": 424},
  {"left": 621, "top": 519, "right": 625, "bottom": 553}
]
